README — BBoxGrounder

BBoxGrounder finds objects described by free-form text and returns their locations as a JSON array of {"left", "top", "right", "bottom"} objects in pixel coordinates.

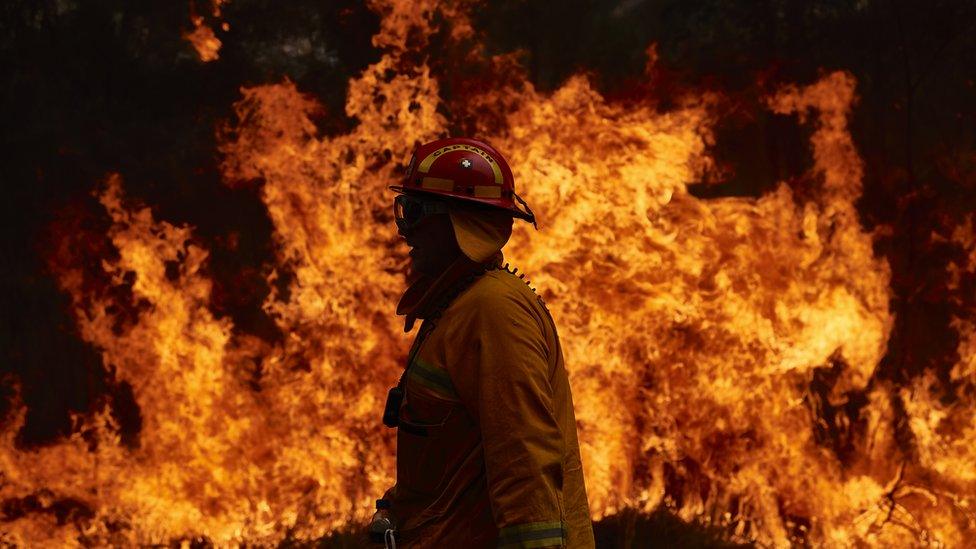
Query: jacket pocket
[{"left": 396, "top": 391, "right": 457, "bottom": 496}]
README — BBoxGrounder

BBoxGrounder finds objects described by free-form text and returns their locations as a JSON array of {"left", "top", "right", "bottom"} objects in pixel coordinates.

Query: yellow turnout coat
[{"left": 383, "top": 262, "right": 595, "bottom": 548}]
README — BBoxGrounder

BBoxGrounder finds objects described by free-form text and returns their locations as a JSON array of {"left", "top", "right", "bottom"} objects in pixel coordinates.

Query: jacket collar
[{"left": 396, "top": 252, "right": 503, "bottom": 332}]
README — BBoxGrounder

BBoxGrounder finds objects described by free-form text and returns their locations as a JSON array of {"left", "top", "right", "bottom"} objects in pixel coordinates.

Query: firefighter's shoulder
[{"left": 446, "top": 268, "right": 543, "bottom": 327}]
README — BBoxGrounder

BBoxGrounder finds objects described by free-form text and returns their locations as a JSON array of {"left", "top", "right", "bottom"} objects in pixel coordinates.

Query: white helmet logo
[{"left": 460, "top": 159, "right": 472, "bottom": 168}]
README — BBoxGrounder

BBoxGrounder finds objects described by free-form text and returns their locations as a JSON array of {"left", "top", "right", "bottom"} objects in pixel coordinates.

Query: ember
[{"left": 3, "top": 1, "right": 974, "bottom": 546}]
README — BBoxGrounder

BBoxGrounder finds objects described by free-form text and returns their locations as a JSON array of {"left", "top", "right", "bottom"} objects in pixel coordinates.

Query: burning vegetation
[{"left": 2, "top": 0, "right": 975, "bottom": 546}]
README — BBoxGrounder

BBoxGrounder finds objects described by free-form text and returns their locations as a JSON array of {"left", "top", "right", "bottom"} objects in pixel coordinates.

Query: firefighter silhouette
[{"left": 371, "top": 137, "right": 594, "bottom": 548}]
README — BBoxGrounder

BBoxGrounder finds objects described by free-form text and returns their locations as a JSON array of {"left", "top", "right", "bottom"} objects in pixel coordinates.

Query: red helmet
[{"left": 389, "top": 137, "right": 536, "bottom": 226}]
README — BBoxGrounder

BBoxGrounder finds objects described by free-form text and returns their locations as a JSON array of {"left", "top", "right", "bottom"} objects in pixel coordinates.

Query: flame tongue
[
  {"left": 3, "top": 1, "right": 974, "bottom": 546},
  {"left": 498, "top": 68, "right": 896, "bottom": 544},
  {"left": 184, "top": 0, "right": 227, "bottom": 62}
]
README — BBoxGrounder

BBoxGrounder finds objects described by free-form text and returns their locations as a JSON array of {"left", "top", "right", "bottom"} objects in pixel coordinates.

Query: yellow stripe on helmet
[
  {"left": 473, "top": 186, "right": 502, "bottom": 198},
  {"left": 420, "top": 177, "right": 455, "bottom": 191},
  {"left": 417, "top": 144, "right": 504, "bottom": 185}
]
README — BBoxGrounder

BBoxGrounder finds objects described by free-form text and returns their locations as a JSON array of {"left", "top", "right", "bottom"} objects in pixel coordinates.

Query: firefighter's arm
[{"left": 450, "top": 292, "right": 567, "bottom": 548}]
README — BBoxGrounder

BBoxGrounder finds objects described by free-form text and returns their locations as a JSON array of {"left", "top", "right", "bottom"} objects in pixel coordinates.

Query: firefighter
[{"left": 371, "top": 137, "right": 594, "bottom": 548}]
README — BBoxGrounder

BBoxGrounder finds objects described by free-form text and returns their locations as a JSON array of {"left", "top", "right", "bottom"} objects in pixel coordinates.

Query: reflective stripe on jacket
[{"left": 385, "top": 268, "right": 595, "bottom": 548}]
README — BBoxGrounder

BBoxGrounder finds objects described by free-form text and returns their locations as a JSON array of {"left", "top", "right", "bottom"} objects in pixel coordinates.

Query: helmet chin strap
[{"left": 513, "top": 192, "right": 538, "bottom": 230}]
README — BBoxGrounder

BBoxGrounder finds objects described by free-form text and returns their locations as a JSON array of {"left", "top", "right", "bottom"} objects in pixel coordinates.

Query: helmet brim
[{"left": 387, "top": 185, "right": 535, "bottom": 222}]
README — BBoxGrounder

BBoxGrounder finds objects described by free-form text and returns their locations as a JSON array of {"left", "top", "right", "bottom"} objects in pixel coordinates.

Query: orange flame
[
  {"left": 184, "top": 1, "right": 227, "bottom": 62},
  {"left": 4, "top": 1, "right": 975, "bottom": 546}
]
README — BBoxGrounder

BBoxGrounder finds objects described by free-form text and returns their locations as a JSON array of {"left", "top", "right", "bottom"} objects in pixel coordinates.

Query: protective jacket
[{"left": 383, "top": 261, "right": 595, "bottom": 548}]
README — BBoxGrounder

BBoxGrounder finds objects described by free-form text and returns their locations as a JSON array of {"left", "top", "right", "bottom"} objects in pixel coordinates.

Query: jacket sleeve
[{"left": 448, "top": 291, "right": 567, "bottom": 548}]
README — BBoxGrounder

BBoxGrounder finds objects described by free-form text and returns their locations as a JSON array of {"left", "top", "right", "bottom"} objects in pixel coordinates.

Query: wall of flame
[{"left": 2, "top": 1, "right": 974, "bottom": 546}]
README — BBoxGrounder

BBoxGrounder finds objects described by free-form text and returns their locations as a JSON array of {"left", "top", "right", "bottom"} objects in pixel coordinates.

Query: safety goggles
[{"left": 393, "top": 194, "right": 449, "bottom": 233}]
